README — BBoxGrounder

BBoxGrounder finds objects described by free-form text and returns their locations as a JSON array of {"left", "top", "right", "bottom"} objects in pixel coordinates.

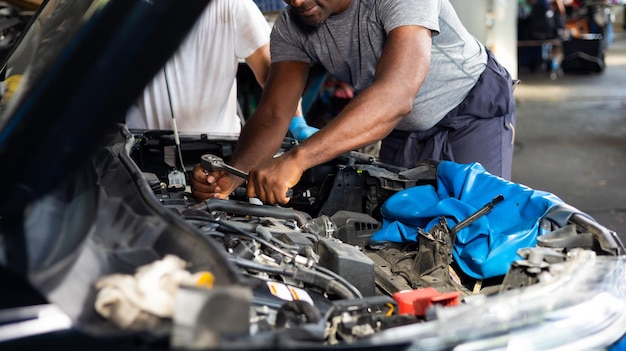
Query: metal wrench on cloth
[{"left": 200, "top": 154, "right": 293, "bottom": 198}]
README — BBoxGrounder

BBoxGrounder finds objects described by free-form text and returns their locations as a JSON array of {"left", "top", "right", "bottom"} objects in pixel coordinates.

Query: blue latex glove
[{"left": 289, "top": 116, "right": 318, "bottom": 141}]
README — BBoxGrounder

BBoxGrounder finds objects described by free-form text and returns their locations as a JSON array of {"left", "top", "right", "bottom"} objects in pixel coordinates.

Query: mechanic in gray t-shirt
[{"left": 191, "top": 0, "right": 516, "bottom": 205}]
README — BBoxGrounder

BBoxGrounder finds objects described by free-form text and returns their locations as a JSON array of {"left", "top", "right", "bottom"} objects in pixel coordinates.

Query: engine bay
[{"left": 113, "top": 127, "right": 625, "bottom": 348}]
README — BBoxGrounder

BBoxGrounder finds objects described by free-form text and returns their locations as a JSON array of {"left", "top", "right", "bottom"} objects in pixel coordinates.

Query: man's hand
[
  {"left": 190, "top": 163, "right": 243, "bottom": 201},
  {"left": 246, "top": 152, "right": 303, "bottom": 205}
]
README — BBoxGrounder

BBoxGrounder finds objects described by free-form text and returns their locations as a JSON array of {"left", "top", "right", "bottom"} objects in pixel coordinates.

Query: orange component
[
  {"left": 566, "top": 18, "right": 589, "bottom": 38},
  {"left": 392, "top": 287, "right": 460, "bottom": 317},
  {"left": 195, "top": 271, "right": 215, "bottom": 288}
]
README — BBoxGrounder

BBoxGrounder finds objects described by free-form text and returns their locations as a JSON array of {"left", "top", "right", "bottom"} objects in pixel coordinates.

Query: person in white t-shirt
[{"left": 126, "top": 0, "right": 310, "bottom": 137}]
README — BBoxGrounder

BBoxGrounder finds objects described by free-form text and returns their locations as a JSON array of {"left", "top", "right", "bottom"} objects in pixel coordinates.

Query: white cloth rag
[{"left": 94, "top": 254, "right": 205, "bottom": 330}]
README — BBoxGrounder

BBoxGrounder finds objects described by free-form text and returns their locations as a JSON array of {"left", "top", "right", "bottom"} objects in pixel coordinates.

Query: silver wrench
[
  {"left": 200, "top": 154, "right": 293, "bottom": 198},
  {"left": 200, "top": 154, "right": 249, "bottom": 180}
]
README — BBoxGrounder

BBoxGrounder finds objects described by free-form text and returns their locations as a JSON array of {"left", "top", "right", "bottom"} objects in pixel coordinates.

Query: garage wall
[
  {"left": 450, "top": 0, "right": 519, "bottom": 79},
  {"left": 614, "top": 5, "right": 625, "bottom": 32}
]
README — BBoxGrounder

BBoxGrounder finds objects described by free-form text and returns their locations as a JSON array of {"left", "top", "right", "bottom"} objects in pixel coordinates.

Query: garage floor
[{"left": 512, "top": 29, "right": 626, "bottom": 243}]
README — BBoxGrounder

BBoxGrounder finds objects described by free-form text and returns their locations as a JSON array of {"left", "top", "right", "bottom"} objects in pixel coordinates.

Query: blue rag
[{"left": 369, "top": 161, "right": 565, "bottom": 279}]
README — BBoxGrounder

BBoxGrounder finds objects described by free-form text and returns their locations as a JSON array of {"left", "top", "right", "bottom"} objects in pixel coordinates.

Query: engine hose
[
  {"left": 311, "top": 264, "right": 363, "bottom": 299},
  {"left": 216, "top": 219, "right": 296, "bottom": 258},
  {"left": 203, "top": 218, "right": 301, "bottom": 252},
  {"left": 275, "top": 300, "right": 323, "bottom": 328},
  {"left": 294, "top": 266, "right": 357, "bottom": 300},
  {"left": 229, "top": 256, "right": 296, "bottom": 278},
  {"left": 183, "top": 214, "right": 298, "bottom": 258},
  {"left": 185, "top": 214, "right": 361, "bottom": 298},
  {"left": 191, "top": 198, "right": 311, "bottom": 227},
  {"left": 229, "top": 257, "right": 354, "bottom": 301}
]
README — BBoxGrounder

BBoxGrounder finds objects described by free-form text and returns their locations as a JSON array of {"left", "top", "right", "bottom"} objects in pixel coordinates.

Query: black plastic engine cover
[{"left": 316, "top": 239, "right": 375, "bottom": 297}]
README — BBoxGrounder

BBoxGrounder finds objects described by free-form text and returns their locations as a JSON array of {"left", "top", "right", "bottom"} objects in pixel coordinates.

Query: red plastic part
[{"left": 392, "top": 287, "right": 460, "bottom": 317}]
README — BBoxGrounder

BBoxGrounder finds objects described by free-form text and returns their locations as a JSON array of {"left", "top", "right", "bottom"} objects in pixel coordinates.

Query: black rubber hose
[
  {"left": 294, "top": 266, "right": 357, "bottom": 300},
  {"left": 230, "top": 257, "right": 355, "bottom": 299},
  {"left": 191, "top": 198, "right": 311, "bottom": 227},
  {"left": 184, "top": 213, "right": 362, "bottom": 299},
  {"left": 275, "top": 300, "right": 323, "bottom": 328},
  {"left": 229, "top": 256, "right": 296, "bottom": 277}
]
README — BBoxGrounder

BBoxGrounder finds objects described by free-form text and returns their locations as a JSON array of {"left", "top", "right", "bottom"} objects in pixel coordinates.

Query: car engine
[{"left": 116, "top": 128, "right": 625, "bottom": 349}]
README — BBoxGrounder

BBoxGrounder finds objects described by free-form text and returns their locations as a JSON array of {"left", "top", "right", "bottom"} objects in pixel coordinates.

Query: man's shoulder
[{"left": 275, "top": 7, "right": 313, "bottom": 35}]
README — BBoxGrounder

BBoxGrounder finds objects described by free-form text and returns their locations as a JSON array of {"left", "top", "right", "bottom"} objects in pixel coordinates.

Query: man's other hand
[{"left": 191, "top": 163, "right": 242, "bottom": 200}]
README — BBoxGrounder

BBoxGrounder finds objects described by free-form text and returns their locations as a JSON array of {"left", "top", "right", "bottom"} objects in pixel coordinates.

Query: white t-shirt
[{"left": 125, "top": 0, "right": 270, "bottom": 136}]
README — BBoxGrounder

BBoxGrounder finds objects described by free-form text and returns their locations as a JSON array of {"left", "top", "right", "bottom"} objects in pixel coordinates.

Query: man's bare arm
[
  {"left": 288, "top": 25, "right": 432, "bottom": 171},
  {"left": 230, "top": 60, "right": 311, "bottom": 171},
  {"left": 244, "top": 25, "right": 433, "bottom": 204}
]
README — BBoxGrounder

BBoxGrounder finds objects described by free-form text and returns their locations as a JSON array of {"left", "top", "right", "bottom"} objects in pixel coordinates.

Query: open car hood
[
  {"left": 0, "top": 0, "right": 211, "bottom": 215},
  {"left": 1, "top": 1, "right": 626, "bottom": 350}
]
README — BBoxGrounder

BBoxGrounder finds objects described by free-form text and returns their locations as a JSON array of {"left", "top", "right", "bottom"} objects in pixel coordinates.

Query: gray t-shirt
[{"left": 270, "top": 0, "right": 488, "bottom": 131}]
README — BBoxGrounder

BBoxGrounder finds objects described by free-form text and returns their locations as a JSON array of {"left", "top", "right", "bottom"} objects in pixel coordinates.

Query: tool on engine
[
  {"left": 200, "top": 154, "right": 293, "bottom": 198},
  {"left": 449, "top": 194, "right": 505, "bottom": 240},
  {"left": 201, "top": 154, "right": 250, "bottom": 180},
  {"left": 395, "top": 194, "right": 505, "bottom": 294}
]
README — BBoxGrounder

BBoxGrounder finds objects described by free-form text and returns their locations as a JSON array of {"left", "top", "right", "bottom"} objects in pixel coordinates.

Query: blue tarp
[{"left": 369, "top": 161, "right": 565, "bottom": 279}]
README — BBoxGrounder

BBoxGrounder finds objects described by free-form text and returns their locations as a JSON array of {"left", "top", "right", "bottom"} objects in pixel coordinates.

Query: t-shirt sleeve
[
  {"left": 233, "top": 0, "right": 271, "bottom": 59},
  {"left": 378, "top": 0, "right": 440, "bottom": 34}
]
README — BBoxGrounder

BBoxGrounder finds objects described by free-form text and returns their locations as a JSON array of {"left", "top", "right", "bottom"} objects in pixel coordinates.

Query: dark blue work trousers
[{"left": 379, "top": 50, "right": 516, "bottom": 180}]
